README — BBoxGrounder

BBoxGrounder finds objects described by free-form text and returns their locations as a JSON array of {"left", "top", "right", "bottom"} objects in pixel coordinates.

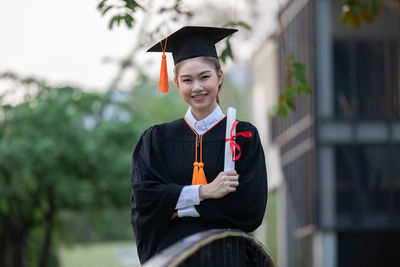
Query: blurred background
[{"left": 0, "top": 0, "right": 399, "bottom": 267}]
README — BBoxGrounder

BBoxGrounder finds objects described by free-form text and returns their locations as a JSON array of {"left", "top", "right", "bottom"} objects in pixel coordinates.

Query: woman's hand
[{"left": 199, "top": 170, "right": 239, "bottom": 200}]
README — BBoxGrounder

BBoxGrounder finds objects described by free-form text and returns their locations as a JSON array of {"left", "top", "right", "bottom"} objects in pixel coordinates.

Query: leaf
[
  {"left": 340, "top": 0, "right": 381, "bottom": 29},
  {"left": 286, "top": 98, "right": 296, "bottom": 111},
  {"left": 296, "top": 83, "right": 304, "bottom": 94},
  {"left": 287, "top": 85, "right": 296, "bottom": 97},
  {"left": 97, "top": 0, "right": 107, "bottom": 11},
  {"left": 293, "top": 64, "right": 306, "bottom": 83},
  {"left": 271, "top": 53, "right": 312, "bottom": 118},
  {"left": 340, "top": 11, "right": 348, "bottom": 23},
  {"left": 238, "top": 21, "right": 252, "bottom": 30},
  {"left": 222, "top": 21, "right": 237, "bottom": 27},
  {"left": 123, "top": 14, "right": 134, "bottom": 28},
  {"left": 220, "top": 38, "right": 234, "bottom": 63},
  {"left": 293, "top": 62, "right": 306, "bottom": 72},
  {"left": 269, "top": 104, "right": 278, "bottom": 117},
  {"left": 108, "top": 15, "right": 121, "bottom": 29},
  {"left": 109, "top": 16, "right": 117, "bottom": 29},
  {"left": 125, "top": 0, "right": 142, "bottom": 12},
  {"left": 101, "top": 5, "right": 113, "bottom": 16},
  {"left": 222, "top": 20, "right": 251, "bottom": 30},
  {"left": 304, "top": 84, "right": 312, "bottom": 96},
  {"left": 279, "top": 102, "right": 288, "bottom": 117},
  {"left": 125, "top": 0, "right": 145, "bottom": 12},
  {"left": 350, "top": 0, "right": 363, "bottom": 15}
]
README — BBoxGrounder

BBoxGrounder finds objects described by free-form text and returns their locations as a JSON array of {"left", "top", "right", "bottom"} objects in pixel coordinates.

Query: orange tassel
[
  {"left": 159, "top": 54, "right": 169, "bottom": 93},
  {"left": 192, "top": 162, "right": 200, "bottom": 185},
  {"left": 158, "top": 38, "right": 169, "bottom": 93},
  {"left": 198, "top": 162, "right": 207, "bottom": 185}
]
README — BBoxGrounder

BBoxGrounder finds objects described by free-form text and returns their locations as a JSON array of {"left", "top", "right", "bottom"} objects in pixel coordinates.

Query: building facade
[{"left": 252, "top": 1, "right": 400, "bottom": 266}]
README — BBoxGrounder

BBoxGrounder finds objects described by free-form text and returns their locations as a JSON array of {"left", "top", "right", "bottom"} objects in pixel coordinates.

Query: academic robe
[{"left": 130, "top": 117, "right": 268, "bottom": 264}]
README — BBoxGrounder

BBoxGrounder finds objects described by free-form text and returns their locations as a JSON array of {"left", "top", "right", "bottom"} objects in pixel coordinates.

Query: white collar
[{"left": 185, "top": 105, "right": 225, "bottom": 135}]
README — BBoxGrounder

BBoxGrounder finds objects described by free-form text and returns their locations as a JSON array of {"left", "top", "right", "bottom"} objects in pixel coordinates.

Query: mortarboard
[{"left": 147, "top": 26, "right": 238, "bottom": 93}]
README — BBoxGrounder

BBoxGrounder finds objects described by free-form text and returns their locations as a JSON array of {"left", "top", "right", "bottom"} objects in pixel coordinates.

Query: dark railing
[{"left": 143, "top": 229, "right": 275, "bottom": 267}]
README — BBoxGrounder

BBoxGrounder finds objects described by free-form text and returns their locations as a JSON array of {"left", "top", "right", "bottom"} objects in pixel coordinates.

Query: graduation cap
[{"left": 147, "top": 26, "right": 238, "bottom": 93}]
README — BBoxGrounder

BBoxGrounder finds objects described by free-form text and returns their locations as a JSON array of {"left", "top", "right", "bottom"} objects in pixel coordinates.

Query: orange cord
[{"left": 184, "top": 116, "right": 227, "bottom": 185}]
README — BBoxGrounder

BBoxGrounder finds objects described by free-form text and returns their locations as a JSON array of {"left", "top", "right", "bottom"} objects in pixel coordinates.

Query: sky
[
  {"left": 0, "top": 0, "right": 134, "bottom": 91},
  {"left": 0, "top": 0, "right": 279, "bottom": 95}
]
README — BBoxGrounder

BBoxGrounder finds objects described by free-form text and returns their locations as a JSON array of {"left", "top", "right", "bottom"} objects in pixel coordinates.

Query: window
[{"left": 336, "top": 145, "right": 400, "bottom": 229}]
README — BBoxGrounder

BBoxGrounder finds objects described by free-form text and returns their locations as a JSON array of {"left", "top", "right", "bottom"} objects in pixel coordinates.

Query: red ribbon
[{"left": 225, "top": 121, "right": 252, "bottom": 161}]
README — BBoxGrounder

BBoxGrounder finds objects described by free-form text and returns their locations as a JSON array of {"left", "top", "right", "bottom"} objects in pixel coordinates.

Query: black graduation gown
[{"left": 130, "top": 117, "right": 268, "bottom": 264}]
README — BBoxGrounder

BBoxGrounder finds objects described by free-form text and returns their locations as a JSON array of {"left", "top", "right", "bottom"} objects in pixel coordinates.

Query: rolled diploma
[{"left": 224, "top": 107, "right": 236, "bottom": 171}]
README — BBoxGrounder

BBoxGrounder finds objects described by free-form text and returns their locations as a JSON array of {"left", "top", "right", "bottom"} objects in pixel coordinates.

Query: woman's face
[{"left": 174, "top": 57, "right": 223, "bottom": 118}]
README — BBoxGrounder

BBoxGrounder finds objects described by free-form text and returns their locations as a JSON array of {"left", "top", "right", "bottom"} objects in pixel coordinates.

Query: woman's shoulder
[
  {"left": 236, "top": 120, "right": 259, "bottom": 133},
  {"left": 134, "top": 118, "right": 185, "bottom": 153},
  {"left": 141, "top": 118, "right": 187, "bottom": 138},
  {"left": 235, "top": 120, "right": 262, "bottom": 146}
]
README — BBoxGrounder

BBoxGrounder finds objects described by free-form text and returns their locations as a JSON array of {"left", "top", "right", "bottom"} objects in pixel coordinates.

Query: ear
[
  {"left": 218, "top": 69, "right": 224, "bottom": 87},
  {"left": 174, "top": 77, "right": 179, "bottom": 90}
]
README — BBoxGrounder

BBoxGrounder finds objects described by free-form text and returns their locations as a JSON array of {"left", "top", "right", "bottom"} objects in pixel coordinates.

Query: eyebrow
[{"left": 180, "top": 70, "right": 212, "bottom": 78}]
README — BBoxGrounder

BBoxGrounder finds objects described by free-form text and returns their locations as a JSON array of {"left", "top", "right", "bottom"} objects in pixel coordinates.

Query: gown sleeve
[
  {"left": 195, "top": 122, "right": 268, "bottom": 232},
  {"left": 130, "top": 125, "right": 184, "bottom": 263}
]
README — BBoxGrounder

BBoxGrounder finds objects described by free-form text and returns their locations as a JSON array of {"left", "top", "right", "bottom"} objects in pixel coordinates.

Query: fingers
[
  {"left": 221, "top": 176, "right": 239, "bottom": 188},
  {"left": 206, "top": 171, "right": 240, "bottom": 199},
  {"left": 225, "top": 180, "right": 239, "bottom": 188},
  {"left": 218, "top": 171, "right": 239, "bottom": 180},
  {"left": 216, "top": 171, "right": 239, "bottom": 186},
  {"left": 222, "top": 170, "right": 238, "bottom": 176}
]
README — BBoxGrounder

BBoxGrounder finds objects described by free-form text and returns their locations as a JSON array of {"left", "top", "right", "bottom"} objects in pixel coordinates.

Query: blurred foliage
[
  {"left": 97, "top": 0, "right": 143, "bottom": 29},
  {"left": 60, "top": 208, "right": 133, "bottom": 243},
  {"left": 0, "top": 73, "right": 187, "bottom": 267},
  {"left": 96, "top": 0, "right": 251, "bottom": 64},
  {"left": 270, "top": 54, "right": 311, "bottom": 117},
  {"left": 340, "top": 0, "right": 383, "bottom": 28},
  {"left": 220, "top": 21, "right": 252, "bottom": 64},
  {"left": 96, "top": 0, "right": 308, "bottom": 118}
]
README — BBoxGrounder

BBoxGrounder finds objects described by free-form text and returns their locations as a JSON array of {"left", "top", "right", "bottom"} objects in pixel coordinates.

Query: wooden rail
[{"left": 143, "top": 229, "right": 275, "bottom": 267}]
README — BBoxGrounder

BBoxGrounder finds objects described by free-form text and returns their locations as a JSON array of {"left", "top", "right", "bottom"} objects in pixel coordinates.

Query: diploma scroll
[{"left": 224, "top": 107, "right": 236, "bottom": 171}]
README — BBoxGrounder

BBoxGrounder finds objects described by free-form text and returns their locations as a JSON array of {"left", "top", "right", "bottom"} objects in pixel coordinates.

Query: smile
[{"left": 192, "top": 94, "right": 208, "bottom": 101}]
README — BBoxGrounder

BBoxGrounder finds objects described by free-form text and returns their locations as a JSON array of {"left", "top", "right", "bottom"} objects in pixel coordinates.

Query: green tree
[{"left": 0, "top": 73, "right": 187, "bottom": 267}]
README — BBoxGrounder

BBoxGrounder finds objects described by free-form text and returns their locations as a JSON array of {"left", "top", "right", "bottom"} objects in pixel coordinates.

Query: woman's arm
[{"left": 131, "top": 126, "right": 185, "bottom": 262}]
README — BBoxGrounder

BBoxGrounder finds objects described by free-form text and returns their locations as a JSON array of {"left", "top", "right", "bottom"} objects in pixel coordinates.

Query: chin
[{"left": 192, "top": 100, "right": 216, "bottom": 110}]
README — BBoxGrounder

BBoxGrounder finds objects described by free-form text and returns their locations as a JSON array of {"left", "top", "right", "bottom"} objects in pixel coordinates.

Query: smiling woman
[{"left": 130, "top": 26, "right": 268, "bottom": 265}]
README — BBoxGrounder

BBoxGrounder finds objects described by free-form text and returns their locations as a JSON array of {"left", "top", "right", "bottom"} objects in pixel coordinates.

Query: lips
[{"left": 192, "top": 94, "right": 208, "bottom": 101}]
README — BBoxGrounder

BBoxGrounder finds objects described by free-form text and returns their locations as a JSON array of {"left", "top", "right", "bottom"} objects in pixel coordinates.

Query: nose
[{"left": 192, "top": 80, "right": 203, "bottom": 91}]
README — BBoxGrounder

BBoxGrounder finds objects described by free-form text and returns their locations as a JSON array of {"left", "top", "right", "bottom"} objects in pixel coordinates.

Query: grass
[{"left": 59, "top": 240, "right": 140, "bottom": 267}]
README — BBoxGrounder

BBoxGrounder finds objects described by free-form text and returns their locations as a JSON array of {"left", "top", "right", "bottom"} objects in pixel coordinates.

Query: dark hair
[{"left": 174, "top": 56, "right": 223, "bottom": 104}]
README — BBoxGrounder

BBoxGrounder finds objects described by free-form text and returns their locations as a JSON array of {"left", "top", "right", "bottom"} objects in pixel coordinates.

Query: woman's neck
[{"left": 190, "top": 103, "right": 217, "bottom": 121}]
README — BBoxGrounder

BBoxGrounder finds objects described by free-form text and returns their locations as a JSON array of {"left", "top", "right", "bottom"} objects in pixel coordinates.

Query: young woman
[{"left": 130, "top": 26, "right": 268, "bottom": 264}]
